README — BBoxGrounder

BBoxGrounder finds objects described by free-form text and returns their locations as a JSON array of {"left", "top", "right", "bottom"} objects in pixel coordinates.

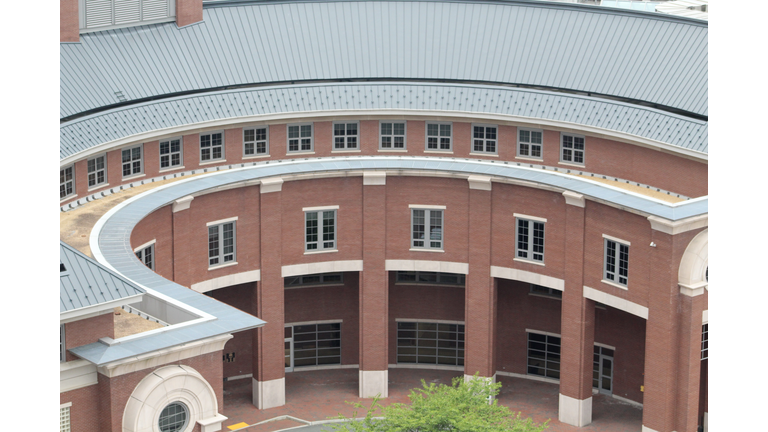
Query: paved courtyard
[{"left": 221, "top": 368, "right": 642, "bottom": 432}]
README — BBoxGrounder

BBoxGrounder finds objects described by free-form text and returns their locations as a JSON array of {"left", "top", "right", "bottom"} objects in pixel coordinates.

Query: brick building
[{"left": 59, "top": 1, "right": 708, "bottom": 431}]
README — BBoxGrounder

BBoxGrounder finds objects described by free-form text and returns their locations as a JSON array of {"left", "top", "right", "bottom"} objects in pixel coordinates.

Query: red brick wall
[
  {"left": 61, "top": 385, "right": 100, "bottom": 432},
  {"left": 60, "top": 119, "right": 707, "bottom": 207},
  {"left": 176, "top": 0, "right": 203, "bottom": 27},
  {"left": 60, "top": 0, "right": 79, "bottom": 42},
  {"left": 594, "top": 305, "right": 646, "bottom": 403},
  {"left": 131, "top": 204, "right": 174, "bottom": 281},
  {"left": 65, "top": 313, "right": 114, "bottom": 362},
  {"left": 207, "top": 282, "right": 256, "bottom": 378}
]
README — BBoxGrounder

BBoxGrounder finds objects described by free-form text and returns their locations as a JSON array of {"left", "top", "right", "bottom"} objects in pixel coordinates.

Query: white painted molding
[
  {"left": 702, "top": 309, "right": 708, "bottom": 324},
  {"left": 396, "top": 318, "right": 465, "bottom": 325},
  {"left": 642, "top": 426, "right": 661, "bottom": 432},
  {"left": 133, "top": 239, "right": 156, "bottom": 253},
  {"left": 602, "top": 233, "right": 630, "bottom": 246},
  {"left": 679, "top": 283, "right": 707, "bottom": 297},
  {"left": 206, "top": 216, "right": 238, "bottom": 226},
  {"left": 59, "top": 294, "right": 144, "bottom": 323},
  {"left": 601, "top": 278, "right": 629, "bottom": 291},
  {"left": 191, "top": 269, "right": 261, "bottom": 293},
  {"left": 467, "top": 175, "right": 492, "bottom": 191},
  {"left": 302, "top": 205, "right": 340, "bottom": 212},
  {"left": 385, "top": 259, "right": 469, "bottom": 274},
  {"left": 594, "top": 342, "right": 616, "bottom": 350},
  {"left": 260, "top": 176, "right": 284, "bottom": 193},
  {"left": 60, "top": 360, "right": 98, "bottom": 393},
  {"left": 409, "top": 204, "right": 447, "bottom": 210},
  {"left": 360, "top": 370, "right": 389, "bottom": 398},
  {"left": 559, "top": 393, "right": 592, "bottom": 427},
  {"left": 526, "top": 329, "right": 561, "bottom": 338},
  {"left": 490, "top": 266, "right": 565, "bottom": 291},
  {"left": 61, "top": 402, "right": 72, "bottom": 408},
  {"left": 363, "top": 171, "right": 386, "bottom": 185},
  {"left": 98, "top": 334, "right": 233, "bottom": 378},
  {"left": 172, "top": 195, "right": 194, "bottom": 212},
  {"left": 513, "top": 213, "right": 548, "bottom": 223},
  {"left": 678, "top": 229, "right": 708, "bottom": 294},
  {"left": 562, "top": 191, "right": 585, "bottom": 207},
  {"left": 583, "top": 286, "right": 649, "bottom": 319},
  {"left": 281, "top": 260, "right": 364, "bottom": 277},
  {"left": 253, "top": 377, "right": 286, "bottom": 409},
  {"left": 198, "top": 414, "right": 229, "bottom": 432},
  {"left": 648, "top": 214, "right": 708, "bottom": 235}
]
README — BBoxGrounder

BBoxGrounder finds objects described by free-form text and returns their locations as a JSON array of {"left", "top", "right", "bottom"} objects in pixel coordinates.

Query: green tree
[{"left": 325, "top": 375, "right": 548, "bottom": 432}]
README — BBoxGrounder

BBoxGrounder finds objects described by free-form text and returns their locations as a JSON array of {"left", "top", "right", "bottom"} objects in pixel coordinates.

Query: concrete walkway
[{"left": 220, "top": 368, "right": 642, "bottom": 432}]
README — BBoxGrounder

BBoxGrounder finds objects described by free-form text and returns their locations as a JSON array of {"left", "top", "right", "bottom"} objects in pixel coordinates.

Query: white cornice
[{"left": 648, "top": 214, "right": 708, "bottom": 235}]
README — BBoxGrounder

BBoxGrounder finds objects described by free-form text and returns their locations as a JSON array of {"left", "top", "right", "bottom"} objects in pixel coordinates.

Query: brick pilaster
[
  {"left": 176, "top": 0, "right": 203, "bottom": 27},
  {"left": 61, "top": 0, "right": 79, "bottom": 43}
]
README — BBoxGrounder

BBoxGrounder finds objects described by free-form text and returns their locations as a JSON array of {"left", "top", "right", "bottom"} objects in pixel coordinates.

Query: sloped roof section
[
  {"left": 60, "top": 241, "right": 145, "bottom": 313},
  {"left": 60, "top": 0, "right": 708, "bottom": 120}
]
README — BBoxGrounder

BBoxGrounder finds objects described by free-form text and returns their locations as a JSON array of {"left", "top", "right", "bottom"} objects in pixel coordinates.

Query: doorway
[{"left": 593, "top": 345, "right": 614, "bottom": 395}]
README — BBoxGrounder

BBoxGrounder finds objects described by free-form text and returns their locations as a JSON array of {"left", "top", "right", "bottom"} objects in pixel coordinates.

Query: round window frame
[{"left": 158, "top": 401, "right": 190, "bottom": 432}]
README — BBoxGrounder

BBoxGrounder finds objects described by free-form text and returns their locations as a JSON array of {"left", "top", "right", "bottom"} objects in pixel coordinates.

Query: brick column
[
  {"left": 674, "top": 293, "right": 706, "bottom": 432},
  {"left": 171, "top": 196, "right": 194, "bottom": 285},
  {"left": 558, "top": 191, "right": 595, "bottom": 427},
  {"left": 252, "top": 177, "right": 286, "bottom": 409},
  {"left": 176, "top": 0, "right": 203, "bottom": 27},
  {"left": 463, "top": 176, "right": 497, "bottom": 382},
  {"left": 359, "top": 172, "right": 389, "bottom": 398},
  {"left": 61, "top": 0, "right": 79, "bottom": 43}
]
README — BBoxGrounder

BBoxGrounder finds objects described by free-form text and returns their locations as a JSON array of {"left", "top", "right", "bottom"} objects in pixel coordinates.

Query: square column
[
  {"left": 359, "top": 172, "right": 389, "bottom": 398},
  {"left": 464, "top": 176, "right": 497, "bottom": 381},
  {"left": 252, "top": 177, "right": 286, "bottom": 409},
  {"left": 558, "top": 191, "right": 594, "bottom": 427}
]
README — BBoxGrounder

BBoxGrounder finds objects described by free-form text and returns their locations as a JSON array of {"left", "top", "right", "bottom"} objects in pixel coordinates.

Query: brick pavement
[{"left": 221, "top": 368, "right": 642, "bottom": 431}]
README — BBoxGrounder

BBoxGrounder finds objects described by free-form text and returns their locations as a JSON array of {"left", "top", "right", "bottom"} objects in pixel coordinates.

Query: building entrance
[{"left": 593, "top": 345, "right": 614, "bottom": 395}]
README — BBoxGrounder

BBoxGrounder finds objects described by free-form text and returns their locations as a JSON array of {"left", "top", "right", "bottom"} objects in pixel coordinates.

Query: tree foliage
[{"left": 325, "top": 375, "right": 548, "bottom": 432}]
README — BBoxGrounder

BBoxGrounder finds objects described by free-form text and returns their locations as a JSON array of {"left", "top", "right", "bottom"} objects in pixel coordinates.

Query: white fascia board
[{"left": 60, "top": 294, "right": 144, "bottom": 323}]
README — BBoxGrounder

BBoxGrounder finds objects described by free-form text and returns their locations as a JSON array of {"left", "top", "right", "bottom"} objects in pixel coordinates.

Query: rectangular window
[
  {"left": 527, "top": 332, "right": 560, "bottom": 379},
  {"left": 529, "top": 284, "right": 562, "bottom": 299},
  {"left": 333, "top": 122, "right": 359, "bottom": 150},
  {"left": 60, "top": 403, "right": 71, "bottom": 432},
  {"left": 380, "top": 122, "right": 406, "bottom": 149},
  {"left": 305, "top": 210, "right": 336, "bottom": 251},
  {"left": 604, "top": 238, "right": 629, "bottom": 286},
  {"left": 135, "top": 244, "right": 154, "bottom": 270},
  {"left": 285, "top": 273, "right": 343, "bottom": 288},
  {"left": 516, "top": 218, "right": 545, "bottom": 262},
  {"left": 395, "top": 271, "right": 465, "bottom": 286},
  {"left": 561, "top": 134, "right": 585, "bottom": 164},
  {"left": 244, "top": 127, "right": 268, "bottom": 156},
  {"left": 121, "top": 145, "right": 143, "bottom": 177},
  {"left": 288, "top": 123, "right": 313, "bottom": 152},
  {"left": 426, "top": 122, "right": 452, "bottom": 151},
  {"left": 208, "top": 222, "right": 236, "bottom": 267},
  {"left": 60, "top": 324, "right": 66, "bottom": 362},
  {"left": 701, "top": 324, "right": 708, "bottom": 360},
  {"left": 87, "top": 155, "right": 107, "bottom": 188},
  {"left": 60, "top": 165, "right": 75, "bottom": 199},
  {"left": 472, "top": 124, "right": 497, "bottom": 154},
  {"left": 159, "top": 137, "right": 183, "bottom": 169},
  {"left": 292, "top": 322, "right": 341, "bottom": 367},
  {"left": 411, "top": 209, "right": 443, "bottom": 249},
  {"left": 397, "top": 321, "right": 465, "bottom": 366},
  {"left": 518, "top": 129, "right": 543, "bottom": 158},
  {"left": 593, "top": 345, "right": 615, "bottom": 391},
  {"left": 200, "top": 132, "right": 224, "bottom": 162}
]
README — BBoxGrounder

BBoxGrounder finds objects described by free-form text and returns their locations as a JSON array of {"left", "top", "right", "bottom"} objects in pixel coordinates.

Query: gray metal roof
[
  {"left": 60, "top": 241, "right": 145, "bottom": 314},
  {"left": 60, "top": 0, "right": 708, "bottom": 120},
  {"left": 59, "top": 82, "right": 708, "bottom": 161}
]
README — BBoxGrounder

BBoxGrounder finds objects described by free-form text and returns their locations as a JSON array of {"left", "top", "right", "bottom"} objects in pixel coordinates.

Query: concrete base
[
  {"left": 359, "top": 370, "right": 388, "bottom": 398},
  {"left": 558, "top": 393, "right": 592, "bottom": 427},
  {"left": 198, "top": 414, "right": 227, "bottom": 432},
  {"left": 641, "top": 426, "right": 660, "bottom": 432},
  {"left": 252, "top": 377, "right": 285, "bottom": 409},
  {"left": 464, "top": 373, "right": 496, "bottom": 384},
  {"left": 703, "top": 412, "right": 707, "bottom": 432}
]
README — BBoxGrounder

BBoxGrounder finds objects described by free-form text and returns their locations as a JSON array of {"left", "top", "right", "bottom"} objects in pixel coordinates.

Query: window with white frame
[
  {"left": 87, "top": 155, "right": 107, "bottom": 188},
  {"left": 395, "top": 271, "right": 465, "bottom": 286},
  {"left": 472, "top": 124, "right": 497, "bottom": 153},
  {"left": 604, "top": 238, "right": 629, "bottom": 286},
  {"left": 426, "top": 122, "right": 452, "bottom": 151},
  {"left": 561, "top": 134, "right": 585, "bottom": 164},
  {"left": 701, "top": 324, "right": 708, "bottom": 360},
  {"left": 244, "top": 127, "right": 268, "bottom": 156},
  {"left": 333, "top": 122, "right": 359, "bottom": 150},
  {"left": 288, "top": 123, "right": 313, "bottom": 152},
  {"left": 527, "top": 331, "right": 560, "bottom": 379},
  {"left": 135, "top": 244, "right": 154, "bottom": 270},
  {"left": 60, "top": 403, "right": 71, "bottom": 432},
  {"left": 529, "top": 284, "right": 562, "bottom": 299},
  {"left": 208, "top": 221, "right": 236, "bottom": 267},
  {"left": 200, "top": 132, "right": 224, "bottom": 162},
  {"left": 121, "top": 145, "right": 143, "bottom": 177},
  {"left": 60, "top": 166, "right": 75, "bottom": 199},
  {"left": 305, "top": 210, "right": 336, "bottom": 251},
  {"left": 411, "top": 208, "right": 443, "bottom": 249},
  {"left": 516, "top": 217, "right": 545, "bottom": 263},
  {"left": 291, "top": 322, "right": 342, "bottom": 367},
  {"left": 380, "top": 122, "right": 406, "bottom": 149},
  {"left": 285, "top": 273, "right": 343, "bottom": 288},
  {"left": 397, "top": 321, "right": 465, "bottom": 366},
  {"left": 158, "top": 402, "right": 189, "bottom": 432},
  {"left": 159, "top": 137, "right": 183, "bottom": 169},
  {"left": 60, "top": 324, "right": 66, "bottom": 362},
  {"left": 518, "top": 129, "right": 543, "bottom": 158}
]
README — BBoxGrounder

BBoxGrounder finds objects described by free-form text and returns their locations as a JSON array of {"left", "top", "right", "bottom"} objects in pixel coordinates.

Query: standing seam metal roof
[{"left": 60, "top": 0, "right": 708, "bottom": 119}]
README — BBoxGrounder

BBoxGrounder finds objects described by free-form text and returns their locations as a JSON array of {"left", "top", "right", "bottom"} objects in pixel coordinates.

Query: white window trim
[
  {"left": 159, "top": 136, "right": 184, "bottom": 171},
  {"left": 302, "top": 205, "right": 340, "bottom": 212},
  {"left": 135, "top": 242, "right": 155, "bottom": 271},
  {"left": 525, "top": 329, "right": 561, "bottom": 338},
  {"left": 411, "top": 208, "right": 444, "bottom": 250},
  {"left": 560, "top": 132, "right": 586, "bottom": 165},
  {"left": 379, "top": 120, "right": 407, "bottom": 150},
  {"left": 208, "top": 221, "right": 237, "bottom": 268},
  {"left": 243, "top": 125, "right": 269, "bottom": 157},
  {"left": 602, "top": 233, "right": 631, "bottom": 246},
  {"left": 206, "top": 216, "right": 239, "bottom": 227},
  {"left": 60, "top": 164, "right": 76, "bottom": 201},
  {"left": 305, "top": 209, "right": 337, "bottom": 252},
  {"left": 408, "top": 204, "right": 446, "bottom": 210},
  {"left": 332, "top": 121, "right": 360, "bottom": 150},
  {"left": 200, "top": 130, "right": 225, "bottom": 163},
  {"left": 513, "top": 213, "right": 548, "bottom": 223},
  {"left": 471, "top": 123, "right": 499, "bottom": 154},
  {"left": 515, "top": 217, "right": 546, "bottom": 264},
  {"left": 287, "top": 122, "right": 314, "bottom": 153},
  {"left": 517, "top": 128, "right": 544, "bottom": 159},
  {"left": 603, "top": 236, "right": 630, "bottom": 288},
  {"left": 121, "top": 144, "right": 144, "bottom": 179},
  {"left": 86, "top": 153, "right": 108, "bottom": 190},
  {"left": 133, "top": 239, "right": 156, "bottom": 253},
  {"left": 425, "top": 121, "right": 453, "bottom": 151}
]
